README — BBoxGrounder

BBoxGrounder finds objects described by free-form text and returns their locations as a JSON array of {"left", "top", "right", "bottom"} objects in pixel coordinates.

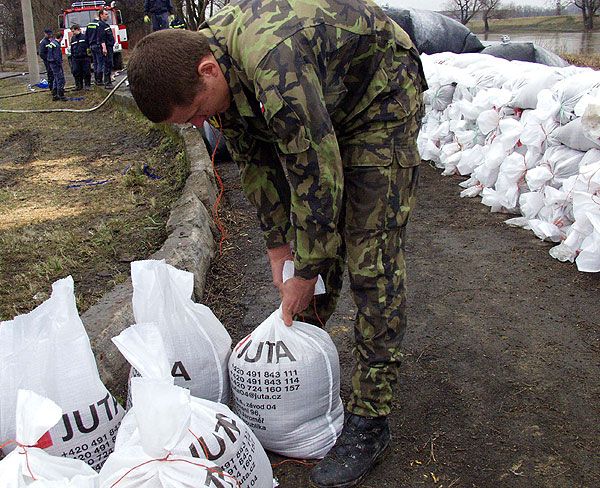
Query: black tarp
[
  {"left": 481, "top": 42, "right": 569, "bottom": 67},
  {"left": 383, "top": 7, "right": 484, "bottom": 55}
]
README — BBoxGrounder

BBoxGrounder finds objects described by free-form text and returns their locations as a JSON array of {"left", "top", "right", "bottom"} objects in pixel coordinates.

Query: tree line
[{"left": 446, "top": 0, "right": 600, "bottom": 31}]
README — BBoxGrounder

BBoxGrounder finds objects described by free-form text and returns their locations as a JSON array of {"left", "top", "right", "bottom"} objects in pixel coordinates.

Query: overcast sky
[{"left": 375, "top": 0, "right": 552, "bottom": 11}]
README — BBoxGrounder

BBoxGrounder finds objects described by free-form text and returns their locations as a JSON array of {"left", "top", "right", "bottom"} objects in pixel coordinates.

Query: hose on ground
[{"left": 0, "top": 75, "right": 128, "bottom": 113}]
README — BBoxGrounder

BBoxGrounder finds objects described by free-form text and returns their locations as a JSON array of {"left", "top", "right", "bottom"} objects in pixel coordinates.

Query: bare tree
[
  {"left": 573, "top": 0, "right": 600, "bottom": 29},
  {"left": 481, "top": 0, "right": 502, "bottom": 32},
  {"left": 446, "top": 0, "right": 484, "bottom": 25}
]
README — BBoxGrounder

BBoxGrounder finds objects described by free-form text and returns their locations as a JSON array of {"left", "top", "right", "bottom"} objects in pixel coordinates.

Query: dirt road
[{"left": 205, "top": 161, "right": 599, "bottom": 488}]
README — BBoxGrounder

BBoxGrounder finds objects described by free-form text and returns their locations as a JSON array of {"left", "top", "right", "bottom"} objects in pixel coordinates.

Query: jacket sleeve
[
  {"left": 221, "top": 124, "right": 293, "bottom": 249},
  {"left": 144, "top": 0, "right": 150, "bottom": 13},
  {"left": 252, "top": 38, "right": 344, "bottom": 280}
]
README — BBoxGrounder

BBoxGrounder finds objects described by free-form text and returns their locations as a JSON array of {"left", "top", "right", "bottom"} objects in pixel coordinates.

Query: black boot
[
  {"left": 309, "top": 414, "right": 390, "bottom": 488},
  {"left": 52, "top": 88, "right": 59, "bottom": 101},
  {"left": 104, "top": 74, "right": 114, "bottom": 89},
  {"left": 75, "top": 77, "right": 83, "bottom": 91},
  {"left": 58, "top": 89, "right": 68, "bottom": 101}
]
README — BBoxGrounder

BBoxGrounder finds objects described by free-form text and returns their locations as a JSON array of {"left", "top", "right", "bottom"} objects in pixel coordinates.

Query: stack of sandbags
[
  {"left": 418, "top": 52, "right": 600, "bottom": 271},
  {"left": 0, "top": 277, "right": 124, "bottom": 471},
  {"left": 111, "top": 323, "right": 273, "bottom": 488}
]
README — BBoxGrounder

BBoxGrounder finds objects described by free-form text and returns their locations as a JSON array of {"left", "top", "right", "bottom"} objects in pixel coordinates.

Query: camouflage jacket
[{"left": 201, "top": 0, "right": 425, "bottom": 279}]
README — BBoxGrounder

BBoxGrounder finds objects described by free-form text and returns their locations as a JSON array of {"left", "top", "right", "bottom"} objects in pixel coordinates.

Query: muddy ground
[{"left": 204, "top": 161, "right": 599, "bottom": 488}]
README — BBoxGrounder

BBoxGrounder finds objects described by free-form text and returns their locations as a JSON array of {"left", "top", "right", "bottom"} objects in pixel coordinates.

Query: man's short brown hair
[{"left": 128, "top": 30, "right": 213, "bottom": 123}]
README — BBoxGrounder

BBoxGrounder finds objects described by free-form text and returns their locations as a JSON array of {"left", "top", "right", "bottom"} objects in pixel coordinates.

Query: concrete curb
[{"left": 83, "top": 91, "right": 218, "bottom": 395}]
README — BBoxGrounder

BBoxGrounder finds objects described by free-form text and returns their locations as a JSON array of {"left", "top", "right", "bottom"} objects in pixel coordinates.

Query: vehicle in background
[{"left": 58, "top": 1, "right": 127, "bottom": 69}]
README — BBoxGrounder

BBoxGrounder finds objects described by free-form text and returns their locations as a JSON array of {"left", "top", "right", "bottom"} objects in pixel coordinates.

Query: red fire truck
[{"left": 58, "top": 1, "right": 128, "bottom": 69}]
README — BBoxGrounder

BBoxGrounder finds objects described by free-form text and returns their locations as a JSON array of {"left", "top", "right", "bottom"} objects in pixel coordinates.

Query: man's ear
[{"left": 197, "top": 56, "right": 218, "bottom": 79}]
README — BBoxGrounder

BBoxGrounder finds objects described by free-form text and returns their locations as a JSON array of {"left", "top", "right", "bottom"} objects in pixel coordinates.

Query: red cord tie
[
  {"left": 109, "top": 452, "right": 241, "bottom": 487},
  {"left": 0, "top": 439, "right": 38, "bottom": 480}
]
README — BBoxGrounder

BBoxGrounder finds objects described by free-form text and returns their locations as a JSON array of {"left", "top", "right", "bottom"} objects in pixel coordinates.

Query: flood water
[{"left": 481, "top": 31, "right": 600, "bottom": 55}]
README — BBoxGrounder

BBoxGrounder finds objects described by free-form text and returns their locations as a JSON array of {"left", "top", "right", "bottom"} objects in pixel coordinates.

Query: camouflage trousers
[{"left": 300, "top": 136, "right": 421, "bottom": 418}]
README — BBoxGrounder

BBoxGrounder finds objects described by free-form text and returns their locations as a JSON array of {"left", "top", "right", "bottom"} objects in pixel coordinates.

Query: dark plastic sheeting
[
  {"left": 481, "top": 42, "right": 569, "bottom": 67},
  {"left": 383, "top": 7, "right": 484, "bottom": 55}
]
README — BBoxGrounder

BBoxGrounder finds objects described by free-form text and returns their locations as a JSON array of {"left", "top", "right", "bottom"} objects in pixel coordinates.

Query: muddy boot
[
  {"left": 52, "top": 88, "right": 59, "bottom": 101},
  {"left": 84, "top": 75, "right": 91, "bottom": 90},
  {"left": 104, "top": 74, "right": 114, "bottom": 90},
  {"left": 58, "top": 89, "right": 68, "bottom": 102},
  {"left": 309, "top": 414, "right": 390, "bottom": 488},
  {"left": 74, "top": 77, "right": 83, "bottom": 91}
]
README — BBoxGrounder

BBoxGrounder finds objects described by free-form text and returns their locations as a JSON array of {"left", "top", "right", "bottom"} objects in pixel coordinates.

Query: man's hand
[
  {"left": 280, "top": 276, "right": 318, "bottom": 326},
  {"left": 144, "top": 15, "right": 151, "bottom": 23},
  {"left": 267, "top": 244, "right": 293, "bottom": 293},
  {"left": 168, "top": 14, "right": 175, "bottom": 23},
  {"left": 101, "top": 43, "right": 107, "bottom": 55}
]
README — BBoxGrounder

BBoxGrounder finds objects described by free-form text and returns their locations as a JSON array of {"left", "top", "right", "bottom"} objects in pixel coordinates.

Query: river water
[{"left": 481, "top": 31, "right": 600, "bottom": 55}]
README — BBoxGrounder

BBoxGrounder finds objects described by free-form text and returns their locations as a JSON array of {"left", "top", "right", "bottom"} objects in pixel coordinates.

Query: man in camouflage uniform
[{"left": 128, "top": 0, "right": 426, "bottom": 485}]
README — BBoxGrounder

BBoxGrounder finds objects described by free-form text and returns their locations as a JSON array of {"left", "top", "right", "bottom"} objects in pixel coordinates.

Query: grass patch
[
  {"left": 0, "top": 76, "right": 190, "bottom": 320},
  {"left": 560, "top": 52, "right": 600, "bottom": 69},
  {"left": 469, "top": 15, "right": 598, "bottom": 34}
]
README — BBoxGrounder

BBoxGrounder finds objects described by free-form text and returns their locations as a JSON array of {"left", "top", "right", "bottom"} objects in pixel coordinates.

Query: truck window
[{"left": 64, "top": 10, "right": 97, "bottom": 28}]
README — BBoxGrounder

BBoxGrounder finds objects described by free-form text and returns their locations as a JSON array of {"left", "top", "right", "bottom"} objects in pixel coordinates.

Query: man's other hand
[
  {"left": 281, "top": 276, "right": 318, "bottom": 326},
  {"left": 267, "top": 244, "right": 293, "bottom": 293}
]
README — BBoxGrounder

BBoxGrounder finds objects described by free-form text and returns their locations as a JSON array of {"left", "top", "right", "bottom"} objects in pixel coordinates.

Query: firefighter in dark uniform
[
  {"left": 97, "top": 8, "right": 115, "bottom": 89},
  {"left": 86, "top": 15, "right": 104, "bottom": 86},
  {"left": 69, "top": 24, "right": 91, "bottom": 90},
  {"left": 144, "top": 0, "right": 174, "bottom": 31},
  {"left": 46, "top": 31, "right": 66, "bottom": 101},
  {"left": 38, "top": 28, "right": 54, "bottom": 95},
  {"left": 169, "top": 16, "right": 187, "bottom": 29}
]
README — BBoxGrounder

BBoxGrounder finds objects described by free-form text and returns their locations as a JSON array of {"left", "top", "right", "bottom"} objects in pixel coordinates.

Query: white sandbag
[
  {"left": 229, "top": 308, "right": 343, "bottom": 459},
  {"left": 551, "top": 118, "right": 600, "bottom": 152},
  {"left": 456, "top": 145, "right": 484, "bottom": 175},
  {"left": 0, "top": 390, "right": 98, "bottom": 488},
  {"left": 510, "top": 70, "right": 564, "bottom": 110},
  {"left": 520, "top": 107, "right": 559, "bottom": 152},
  {"left": 581, "top": 102, "right": 600, "bottom": 146},
  {"left": 0, "top": 277, "right": 124, "bottom": 471},
  {"left": 576, "top": 212, "right": 600, "bottom": 272},
  {"left": 425, "top": 83, "right": 456, "bottom": 112},
  {"left": 543, "top": 146, "right": 586, "bottom": 188},
  {"left": 98, "top": 380, "right": 237, "bottom": 488},
  {"left": 477, "top": 109, "right": 500, "bottom": 135},
  {"left": 131, "top": 260, "right": 231, "bottom": 403},
  {"left": 553, "top": 70, "right": 600, "bottom": 125},
  {"left": 519, "top": 191, "right": 545, "bottom": 220},
  {"left": 111, "top": 323, "right": 273, "bottom": 488},
  {"left": 529, "top": 219, "right": 564, "bottom": 242}
]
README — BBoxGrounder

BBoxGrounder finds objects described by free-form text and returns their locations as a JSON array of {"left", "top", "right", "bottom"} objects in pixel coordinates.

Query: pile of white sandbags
[
  {"left": 419, "top": 52, "right": 600, "bottom": 272},
  {"left": 111, "top": 323, "right": 274, "bottom": 488}
]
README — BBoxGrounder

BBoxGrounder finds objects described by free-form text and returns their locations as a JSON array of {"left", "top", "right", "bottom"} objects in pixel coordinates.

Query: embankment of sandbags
[{"left": 419, "top": 52, "right": 600, "bottom": 272}]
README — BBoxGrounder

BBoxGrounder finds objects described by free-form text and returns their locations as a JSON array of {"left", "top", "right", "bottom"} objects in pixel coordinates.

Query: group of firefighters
[{"left": 38, "top": 1, "right": 186, "bottom": 102}]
